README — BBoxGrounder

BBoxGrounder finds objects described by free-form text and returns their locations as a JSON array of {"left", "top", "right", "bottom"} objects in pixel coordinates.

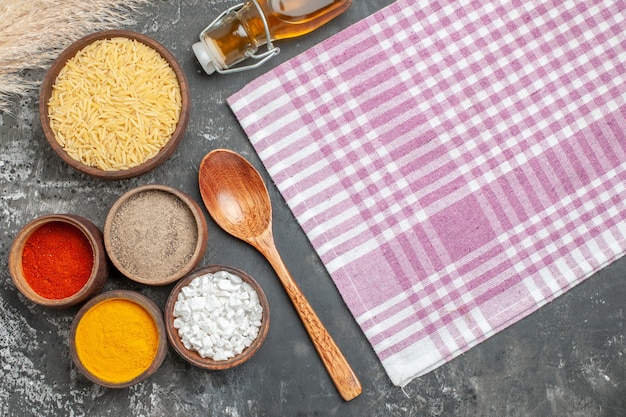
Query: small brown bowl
[
  {"left": 8, "top": 214, "right": 109, "bottom": 308},
  {"left": 104, "top": 184, "right": 208, "bottom": 285},
  {"left": 165, "top": 265, "right": 270, "bottom": 370},
  {"left": 70, "top": 290, "right": 168, "bottom": 388},
  {"left": 39, "top": 30, "right": 190, "bottom": 180}
]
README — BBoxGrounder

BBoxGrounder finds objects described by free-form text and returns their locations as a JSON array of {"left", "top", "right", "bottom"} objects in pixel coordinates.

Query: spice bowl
[
  {"left": 8, "top": 214, "right": 109, "bottom": 308},
  {"left": 70, "top": 290, "right": 168, "bottom": 388},
  {"left": 104, "top": 184, "right": 208, "bottom": 285},
  {"left": 39, "top": 30, "right": 190, "bottom": 180},
  {"left": 165, "top": 265, "right": 270, "bottom": 370}
]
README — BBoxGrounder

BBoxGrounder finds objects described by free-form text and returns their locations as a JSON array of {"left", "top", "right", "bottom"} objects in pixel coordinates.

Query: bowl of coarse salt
[
  {"left": 39, "top": 30, "right": 190, "bottom": 180},
  {"left": 164, "top": 265, "right": 270, "bottom": 370}
]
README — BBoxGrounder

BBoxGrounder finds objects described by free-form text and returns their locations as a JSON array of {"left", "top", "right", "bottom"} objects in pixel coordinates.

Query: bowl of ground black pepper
[
  {"left": 8, "top": 214, "right": 109, "bottom": 308},
  {"left": 104, "top": 184, "right": 208, "bottom": 285}
]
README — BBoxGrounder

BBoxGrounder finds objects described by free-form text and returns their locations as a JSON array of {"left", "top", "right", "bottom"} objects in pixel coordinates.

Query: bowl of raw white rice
[{"left": 39, "top": 30, "right": 190, "bottom": 180}]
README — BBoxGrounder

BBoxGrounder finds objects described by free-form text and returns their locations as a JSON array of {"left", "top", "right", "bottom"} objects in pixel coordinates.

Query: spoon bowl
[
  {"left": 198, "top": 150, "right": 271, "bottom": 239},
  {"left": 198, "top": 149, "right": 362, "bottom": 401}
]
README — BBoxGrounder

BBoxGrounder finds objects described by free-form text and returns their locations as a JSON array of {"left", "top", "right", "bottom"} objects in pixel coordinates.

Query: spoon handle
[{"left": 255, "top": 234, "right": 362, "bottom": 401}]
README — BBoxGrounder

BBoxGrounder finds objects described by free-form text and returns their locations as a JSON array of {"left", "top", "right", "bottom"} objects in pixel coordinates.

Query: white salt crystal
[
  {"left": 213, "top": 270, "right": 229, "bottom": 279},
  {"left": 213, "top": 351, "right": 229, "bottom": 361},
  {"left": 216, "top": 317, "right": 229, "bottom": 330},
  {"left": 173, "top": 301, "right": 191, "bottom": 321},
  {"left": 201, "top": 335, "right": 213, "bottom": 349},
  {"left": 181, "top": 286, "right": 196, "bottom": 298},
  {"left": 173, "top": 271, "right": 264, "bottom": 362},
  {"left": 205, "top": 294, "right": 220, "bottom": 311},
  {"left": 190, "top": 337, "right": 202, "bottom": 350},
  {"left": 222, "top": 324, "right": 235, "bottom": 339},
  {"left": 199, "top": 320, "right": 217, "bottom": 335},
  {"left": 229, "top": 297, "right": 243, "bottom": 308},
  {"left": 217, "top": 278, "right": 238, "bottom": 292},
  {"left": 188, "top": 297, "right": 206, "bottom": 311}
]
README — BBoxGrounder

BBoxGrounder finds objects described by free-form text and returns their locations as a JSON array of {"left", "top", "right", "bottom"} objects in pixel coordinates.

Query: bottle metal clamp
[{"left": 199, "top": 0, "right": 280, "bottom": 73}]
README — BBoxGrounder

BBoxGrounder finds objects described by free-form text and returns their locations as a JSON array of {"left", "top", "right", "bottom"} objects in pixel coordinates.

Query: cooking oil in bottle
[{"left": 193, "top": 0, "right": 352, "bottom": 74}]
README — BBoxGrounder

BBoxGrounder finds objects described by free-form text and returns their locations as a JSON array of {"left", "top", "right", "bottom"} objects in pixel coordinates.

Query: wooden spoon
[{"left": 198, "top": 149, "right": 362, "bottom": 401}]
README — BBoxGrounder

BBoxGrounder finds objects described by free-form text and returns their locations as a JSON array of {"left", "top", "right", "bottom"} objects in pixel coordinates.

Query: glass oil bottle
[{"left": 192, "top": 0, "right": 352, "bottom": 74}]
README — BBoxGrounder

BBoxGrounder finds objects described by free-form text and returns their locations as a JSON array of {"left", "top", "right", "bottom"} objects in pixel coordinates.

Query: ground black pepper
[{"left": 109, "top": 190, "right": 198, "bottom": 281}]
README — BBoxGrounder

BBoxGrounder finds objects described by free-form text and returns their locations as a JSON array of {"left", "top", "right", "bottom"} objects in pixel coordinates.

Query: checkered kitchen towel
[{"left": 228, "top": 0, "right": 626, "bottom": 387}]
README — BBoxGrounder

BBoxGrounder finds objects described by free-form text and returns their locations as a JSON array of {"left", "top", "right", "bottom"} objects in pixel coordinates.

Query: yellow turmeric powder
[{"left": 74, "top": 298, "right": 159, "bottom": 384}]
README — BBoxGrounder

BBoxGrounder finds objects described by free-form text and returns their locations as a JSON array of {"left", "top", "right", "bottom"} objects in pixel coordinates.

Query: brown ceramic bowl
[
  {"left": 8, "top": 214, "right": 109, "bottom": 308},
  {"left": 69, "top": 290, "right": 168, "bottom": 388},
  {"left": 39, "top": 30, "right": 190, "bottom": 179},
  {"left": 165, "top": 265, "right": 270, "bottom": 370},
  {"left": 103, "top": 184, "right": 208, "bottom": 285}
]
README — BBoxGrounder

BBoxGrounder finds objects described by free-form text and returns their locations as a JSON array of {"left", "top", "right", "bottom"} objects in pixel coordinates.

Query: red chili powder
[{"left": 21, "top": 221, "right": 94, "bottom": 299}]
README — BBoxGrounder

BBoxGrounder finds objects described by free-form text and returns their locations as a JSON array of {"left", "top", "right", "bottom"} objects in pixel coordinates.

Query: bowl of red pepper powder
[{"left": 8, "top": 214, "right": 109, "bottom": 308}]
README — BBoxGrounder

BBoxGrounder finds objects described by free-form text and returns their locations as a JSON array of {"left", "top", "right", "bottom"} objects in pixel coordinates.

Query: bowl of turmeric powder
[
  {"left": 69, "top": 290, "right": 168, "bottom": 388},
  {"left": 8, "top": 214, "right": 109, "bottom": 308},
  {"left": 39, "top": 30, "right": 190, "bottom": 180}
]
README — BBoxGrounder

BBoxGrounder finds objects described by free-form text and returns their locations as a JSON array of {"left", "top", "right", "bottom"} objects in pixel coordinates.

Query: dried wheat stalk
[{"left": 0, "top": 0, "right": 149, "bottom": 113}]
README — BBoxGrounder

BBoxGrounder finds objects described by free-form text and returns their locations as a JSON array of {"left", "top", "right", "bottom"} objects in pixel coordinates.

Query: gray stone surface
[{"left": 1, "top": 1, "right": 625, "bottom": 416}]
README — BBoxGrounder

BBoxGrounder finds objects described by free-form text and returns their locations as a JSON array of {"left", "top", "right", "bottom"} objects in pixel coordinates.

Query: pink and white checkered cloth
[{"left": 228, "top": 0, "right": 626, "bottom": 387}]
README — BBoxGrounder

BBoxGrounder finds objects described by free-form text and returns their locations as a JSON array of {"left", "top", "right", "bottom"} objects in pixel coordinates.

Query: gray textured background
[{"left": 1, "top": 1, "right": 625, "bottom": 416}]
